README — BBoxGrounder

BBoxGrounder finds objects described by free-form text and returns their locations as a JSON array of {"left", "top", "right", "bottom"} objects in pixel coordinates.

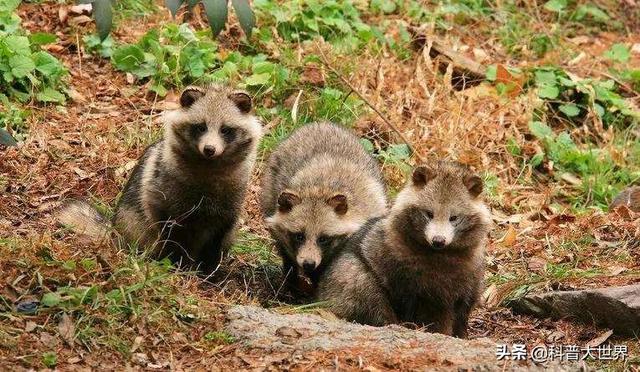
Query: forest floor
[{"left": 1, "top": 0, "right": 639, "bottom": 370}]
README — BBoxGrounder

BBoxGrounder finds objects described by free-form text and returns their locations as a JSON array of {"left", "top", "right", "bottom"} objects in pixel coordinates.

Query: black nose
[
  {"left": 203, "top": 145, "right": 216, "bottom": 158},
  {"left": 302, "top": 260, "right": 316, "bottom": 275},
  {"left": 432, "top": 235, "right": 446, "bottom": 249}
]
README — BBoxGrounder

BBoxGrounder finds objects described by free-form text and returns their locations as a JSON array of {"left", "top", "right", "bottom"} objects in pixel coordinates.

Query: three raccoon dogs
[
  {"left": 261, "top": 123, "right": 387, "bottom": 292},
  {"left": 317, "top": 161, "right": 491, "bottom": 338},
  {"left": 59, "top": 85, "right": 262, "bottom": 274}
]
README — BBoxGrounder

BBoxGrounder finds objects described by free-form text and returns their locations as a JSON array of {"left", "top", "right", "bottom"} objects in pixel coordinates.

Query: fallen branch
[{"left": 409, "top": 27, "right": 486, "bottom": 90}]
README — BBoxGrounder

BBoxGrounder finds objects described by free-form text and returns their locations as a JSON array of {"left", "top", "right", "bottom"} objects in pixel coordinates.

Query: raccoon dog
[
  {"left": 261, "top": 122, "right": 387, "bottom": 291},
  {"left": 59, "top": 85, "right": 262, "bottom": 274},
  {"left": 317, "top": 161, "right": 491, "bottom": 337}
]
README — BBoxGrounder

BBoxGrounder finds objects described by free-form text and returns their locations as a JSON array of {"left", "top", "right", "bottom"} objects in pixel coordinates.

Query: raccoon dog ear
[
  {"left": 180, "top": 87, "right": 205, "bottom": 108},
  {"left": 464, "top": 175, "right": 483, "bottom": 197},
  {"left": 327, "top": 194, "right": 348, "bottom": 215},
  {"left": 228, "top": 91, "right": 252, "bottom": 114},
  {"left": 412, "top": 165, "right": 436, "bottom": 187},
  {"left": 278, "top": 191, "right": 300, "bottom": 213}
]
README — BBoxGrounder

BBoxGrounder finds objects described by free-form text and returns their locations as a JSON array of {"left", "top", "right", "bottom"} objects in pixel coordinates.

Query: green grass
[{"left": 230, "top": 230, "right": 279, "bottom": 268}]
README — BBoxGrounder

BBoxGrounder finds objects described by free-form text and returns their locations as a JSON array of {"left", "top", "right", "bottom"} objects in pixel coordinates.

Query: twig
[{"left": 316, "top": 47, "right": 425, "bottom": 162}]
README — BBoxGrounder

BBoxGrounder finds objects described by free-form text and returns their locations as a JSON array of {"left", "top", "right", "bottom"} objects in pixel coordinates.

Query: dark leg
[{"left": 453, "top": 297, "right": 473, "bottom": 338}]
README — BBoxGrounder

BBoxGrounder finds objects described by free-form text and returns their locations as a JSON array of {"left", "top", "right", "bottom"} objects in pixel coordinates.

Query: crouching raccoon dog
[
  {"left": 261, "top": 122, "right": 387, "bottom": 292},
  {"left": 59, "top": 85, "right": 262, "bottom": 274},
  {"left": 317, "top": 161, "right": 491, "bottom": 338}
]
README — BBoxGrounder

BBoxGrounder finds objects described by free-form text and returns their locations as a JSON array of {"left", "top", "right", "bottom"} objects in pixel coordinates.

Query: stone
[{"left": 225, "top": 305, "right": 576, "bottom": 371}]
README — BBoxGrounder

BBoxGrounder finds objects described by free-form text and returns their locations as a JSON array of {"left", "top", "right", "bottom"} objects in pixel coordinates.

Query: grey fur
[
  {"left": 261, "top": 122, "right": 387, "bottom": 290},
  {"left": 318, "top": 161, "right": 491, "bottom": 337}
]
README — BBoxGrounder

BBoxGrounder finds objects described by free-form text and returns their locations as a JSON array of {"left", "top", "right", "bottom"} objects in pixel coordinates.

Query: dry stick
[{"left": 317, "top": 52, "right": 425, "bottom": 163}]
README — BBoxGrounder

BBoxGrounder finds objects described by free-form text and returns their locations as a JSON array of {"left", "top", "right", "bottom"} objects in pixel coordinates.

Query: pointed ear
[
  {"left": 327, "top": 194, "right": 348, "bottom": 215},
  {"left": 180, "top": 86, "right": 205, "bottom": 108},
  {"left": 464, "top": 175, "right": 483, "bottom": 197},
  {"left": 277, "top": 191, "right": 300, "bottom": 213},
  {"left": 228, "top": 91, "right": 252, "bottom": 114},
  {"left": 412, "top": 165, "right": 436, "bottom": 188}
]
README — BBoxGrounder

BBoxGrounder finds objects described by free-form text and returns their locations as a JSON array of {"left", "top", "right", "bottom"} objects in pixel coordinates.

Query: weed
[
  {"left": 230, "top": 230, "right": 279, "bottom": 267},
  {"left": 203, "top": 330, "right": 235, "bottom": 344},
  {"left": 83, "top": 34, "right": 114, "bottom": 58},
  {"left": 0, "top": 2, "right": 67, "bottom": 104},
  {"left": 528, "top": 121, "right": 640, "bottom": 208},
  {"left": 254, "top": 0, "right": 378, "bottom": 51}
]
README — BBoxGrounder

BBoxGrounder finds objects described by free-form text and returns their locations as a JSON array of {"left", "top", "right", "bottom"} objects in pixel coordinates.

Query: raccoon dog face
[
  {"left": 164, "top": 86, "right": 261, "bottom": 164},
  {"left": 266, "top": 192, "right": 359, "bottom": 276},
  {"left": 392, "top": 162, "right": 490, "bottom": 252}
]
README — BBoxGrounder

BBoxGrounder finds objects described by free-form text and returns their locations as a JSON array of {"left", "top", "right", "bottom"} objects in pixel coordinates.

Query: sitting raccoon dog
[
  {"left": 59, "top": 85, "right": 262, "bottom": 274},
  {"left": 261, "top": 122, "right": 387, "bottom": 293},
  {"left": 318, "top": 162, "right": 491, "bottom": 338}
]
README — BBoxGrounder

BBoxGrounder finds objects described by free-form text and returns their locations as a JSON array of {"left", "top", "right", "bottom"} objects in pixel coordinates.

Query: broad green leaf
[
  {"left": 603, "top": 43, "right": 630, "bottom": 64},
  {"left": 244, "top": 72, "right": 271, "bottom": 86},
  {"left": 36, "top": 87, "right": 65, "bottom": 103},
  {"left": 537, "top": 84, "right": 559, "bottom": 99},
  {"left": 203, "top": 0, "right": 228, "bottom": 38},
  {"left": 165, "top": 0, "right": 184, "bottom": 16},
  {"left": 29, "top": 33, "right": 57, "bottom": 46},
  {"left": 93, "top": 0, "right": 113, "bottom": 40},
  {"left": 360, "top": 138, "right": 374, "bottom": 153},
  {"left": 387, "top": 144, "right": 411, "bottom": 160},
  {"left": 41, "top": 292, "right": 61, "bottom": 307},
  {"left": 559, "top": 103, "right": 580, "bottom": 117},
  {"left": 232, "top": 0, "right": 255, "bottom": 37},
  {"left": 485, "top": 65, "right": 496, "bottom": 81},
  {"left": 543, "top": 0, "right": 566, "bottom": 12},
  {"left": 4, "top": 35, "right": 31, "bottom": 55},
  {"left": 573, "top": 5, "right": 610, "bottom": 22},
  {"left": 534, "top": 70, "right": 557, "bottom": 85},
  {"left": 112, "top": 45, "right": 145, "bottom": 72},
  {"left": 9, "top": 55, "right": 35, "bottom": 78},
  {"left": 0, "top": 128, "right": 17, "bottom": 146},
  {"left": 0, "top": 0, "right": 20, "bottom": 13},
  {"left": 33, "top": 51, "right": 64, "bottom": 76},
  {"left": 593, "top": 103, "right": 605, "bottom": 117},
  {"left": 529, "top": 121, "right": 553, "bottom": 139}
]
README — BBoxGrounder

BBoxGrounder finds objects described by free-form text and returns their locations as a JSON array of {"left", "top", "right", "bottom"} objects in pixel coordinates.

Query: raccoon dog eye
[
  {"left": 425, "top": 210, "right": 434, "bottom": 219},
  {"left": 449, "top": 215, "right": 458, "bottom": 222},
  {"left": 194, "top": 123, "right": 207, "bottom": 133},
  {"left": 317, "top": 236, "right": 331, "bottom": 246},
  {"left": 292, "top": 232, "right": 305, "bottom": 243},
  {"left": 220, "top": 125, "right": 233, "bottom": 135}
]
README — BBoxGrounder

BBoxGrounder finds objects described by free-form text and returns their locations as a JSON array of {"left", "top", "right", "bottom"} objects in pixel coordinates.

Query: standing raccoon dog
[
  {"left": 318, "top": 162, "right": 491, "bottom": 338},
  {"left": 59, "top": 85, "right": 262, "bottom": 274},
  {"left": 261, "top": 122, "right": 387, "bottom": 290}
]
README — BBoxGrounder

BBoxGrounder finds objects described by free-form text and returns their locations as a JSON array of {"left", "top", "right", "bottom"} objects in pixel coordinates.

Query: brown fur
[
  {"left": 58, "top": 85, "right": 261, "bottom": 275},
  {"left": 318, "top": 162, "right": 491, "bottom": 337}
]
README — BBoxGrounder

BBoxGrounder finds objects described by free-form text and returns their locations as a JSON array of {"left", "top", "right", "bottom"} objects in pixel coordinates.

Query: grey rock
[
  {"left": 225, "top": 305, "right": 579, "bottom": 371},
  {"left": 509, "top": 284, "right": 640, "bottom": 336}
]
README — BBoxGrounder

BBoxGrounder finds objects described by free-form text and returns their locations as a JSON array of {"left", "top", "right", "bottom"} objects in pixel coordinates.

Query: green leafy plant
[
  {"left": 84, "top": 33, "right": 114, "bottom": 57},
  {"left": 603, "top": 43, "right": 630, "bottom": 64},
  {"left": 528, "top": 121, "right": 639, "bottom": 208},
  {"left": 254, "top": 0, "right": 378, "bottom": 47},
  {"left": 85, "top": 0, "right": 254, "bottom": 39},
  {"left": 111, "top": 23, "right": 221, "bottom": 95},
  {"left": 0, "top": 3, "right": 67, "bottom": 104},
  {"left": 529, "top": 67, "right": 638, "bottom": 127}
]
